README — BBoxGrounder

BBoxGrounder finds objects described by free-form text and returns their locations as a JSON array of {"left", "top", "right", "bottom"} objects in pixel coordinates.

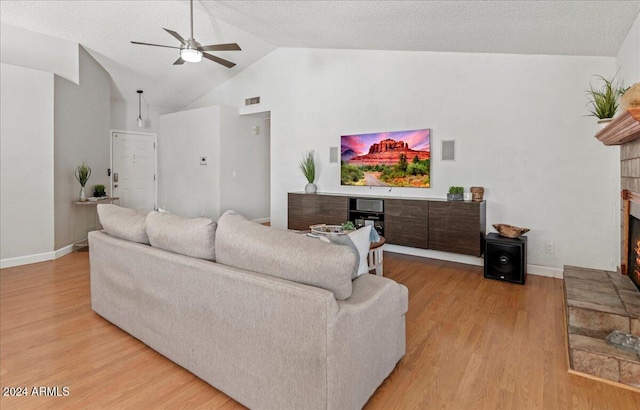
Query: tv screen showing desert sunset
[{"left": 341, "top": 128, "right": 431, "bottom": 188}]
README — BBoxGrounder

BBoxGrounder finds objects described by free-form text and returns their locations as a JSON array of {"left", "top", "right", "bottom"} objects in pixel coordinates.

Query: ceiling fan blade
[
  {"left": 200, "top": 43, "right": 241, "bottom": 52},
  {"left": 173, "top": 57, "right": 185, "bottom": 65},
  {"left": 203, "top": 53, "right": 236, "bottom": 68},
  {"left": 163, "top": 28, "right": 188, "bottom": 46},
  {"left": 131, "top": 41, "right": 181, "bottom": 50}
]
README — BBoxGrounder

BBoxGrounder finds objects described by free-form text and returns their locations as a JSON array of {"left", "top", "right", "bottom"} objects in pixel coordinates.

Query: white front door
[{"left": 111, "top": 131, "right": 157, "bottom": 210}]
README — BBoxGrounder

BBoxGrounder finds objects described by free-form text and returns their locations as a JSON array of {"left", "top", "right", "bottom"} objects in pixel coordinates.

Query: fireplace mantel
[{"left": 595, "top": 108, "right": 640, "bottom": 146}]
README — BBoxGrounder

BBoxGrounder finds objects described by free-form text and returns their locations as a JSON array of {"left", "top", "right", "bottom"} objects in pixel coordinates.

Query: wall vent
[{"left": 245, "top": 96, "right": 260, "bottom": 106}]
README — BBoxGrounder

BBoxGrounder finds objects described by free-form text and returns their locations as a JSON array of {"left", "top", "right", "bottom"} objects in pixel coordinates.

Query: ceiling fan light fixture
[{"left": 181, "top": 48, "right": 202, "bottom": 63}]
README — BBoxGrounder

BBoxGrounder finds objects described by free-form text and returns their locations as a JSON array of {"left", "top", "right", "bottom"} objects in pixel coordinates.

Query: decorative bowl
[
  {"left": 493, "top": 223, "right": 530, "bottom": 238},
  {"left": 310, "top": 224, "right": 354, "bottom": 236}
]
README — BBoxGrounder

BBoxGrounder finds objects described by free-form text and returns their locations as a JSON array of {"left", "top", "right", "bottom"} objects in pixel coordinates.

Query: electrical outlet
[{"left": 544, "top": 241, "right": 555, "bottom": 254}]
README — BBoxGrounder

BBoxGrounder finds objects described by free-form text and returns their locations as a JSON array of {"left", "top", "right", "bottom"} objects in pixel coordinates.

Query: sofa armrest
[{"left": 327, "top": 274, "right": 408, "bottom": 409}]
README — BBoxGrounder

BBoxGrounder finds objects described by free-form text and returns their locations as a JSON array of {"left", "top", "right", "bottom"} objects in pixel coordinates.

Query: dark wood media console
[{"left": 288, "top": 193, "right": 486, "bottom": 256}]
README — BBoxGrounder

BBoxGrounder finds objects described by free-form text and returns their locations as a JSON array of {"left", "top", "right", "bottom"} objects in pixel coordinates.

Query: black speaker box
[{"left": 484, "top": 233, "right": 527, "bottom": 285}]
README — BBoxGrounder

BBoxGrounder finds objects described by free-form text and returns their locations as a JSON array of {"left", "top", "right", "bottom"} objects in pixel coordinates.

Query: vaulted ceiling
[{"left": 1, "top": 1, "right": 638, "bottom": 113}]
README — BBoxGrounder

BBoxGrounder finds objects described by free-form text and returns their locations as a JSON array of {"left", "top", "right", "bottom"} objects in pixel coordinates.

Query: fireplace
[
  {"left": 622, "top": 190, "right": 640, "bottom": 290},
  {"left": 628, "top": 214, "right": 640, "bottom": 290}
]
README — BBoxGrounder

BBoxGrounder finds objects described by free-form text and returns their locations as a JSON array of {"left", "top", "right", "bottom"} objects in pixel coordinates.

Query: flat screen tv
[{"left": 341, "top": 128, "right": 431, "bottom": 188}]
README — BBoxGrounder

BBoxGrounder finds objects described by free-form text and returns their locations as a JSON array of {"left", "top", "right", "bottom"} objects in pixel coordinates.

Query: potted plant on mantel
[
  {"left": 585, "top": 74, "right": 628, "bottom": 128},
  {"left": 299, "top": 150, "right": 317, "bottom": 194},
  {"left": 75, "top": 162, "right": 92, "bottom": 202}
]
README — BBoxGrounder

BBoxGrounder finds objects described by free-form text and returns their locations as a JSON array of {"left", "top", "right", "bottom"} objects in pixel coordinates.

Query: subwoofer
[{"left": 484, "top": 233, "right": 527, "bottom": 285}]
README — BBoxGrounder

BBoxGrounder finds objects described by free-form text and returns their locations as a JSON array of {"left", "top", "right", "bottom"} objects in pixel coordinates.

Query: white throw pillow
[
  {"left": 349, "top": 225, "right": 372, "bottom": 277},
  {"left": 97, "top": 204, "right": 150, "bottom": 244},
  {"left": 146, "top": 211, "right": 217, "bottom": 261}
]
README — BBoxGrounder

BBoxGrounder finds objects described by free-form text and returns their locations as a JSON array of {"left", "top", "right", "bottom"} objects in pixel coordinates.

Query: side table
[
  {"left": 72, "top": 197, "right": 120, "bottom": 249},
  {"left": 368, "top": 236, "right": 385, "bottom": 276}
]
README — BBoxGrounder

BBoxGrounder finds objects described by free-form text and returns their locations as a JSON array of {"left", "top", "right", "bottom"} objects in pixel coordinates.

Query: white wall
[
  {"left": 617, "top": 11, "right": 640, "bottom": 86},
  {"left": 159, "top": 106, "right": 221, "bottom": 218},
  {"left": 158, "top": 105, "right": 271, "bottom": 220},
  {"left": 0, "top": 23, "right": 78, "bottom": 83},
  {"left": 54, "top": 47, "right": 112, "bottom": 250},
  {"left": 219, "top": 107, "right": 270, "bottom": 220},
  {"left": 0, "top": 63, "right": 55, "bottom": 264},
  {"left": 188, "top": 48, "right": 619, "bottom": 271},
  {"left": 111, "top": 98, "right": 162, "bottom": 134}
]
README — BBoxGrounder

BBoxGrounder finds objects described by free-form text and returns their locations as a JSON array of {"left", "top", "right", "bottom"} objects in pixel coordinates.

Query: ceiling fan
[{"left": 131, "top": 0, "right": 240, "bottom": 67}]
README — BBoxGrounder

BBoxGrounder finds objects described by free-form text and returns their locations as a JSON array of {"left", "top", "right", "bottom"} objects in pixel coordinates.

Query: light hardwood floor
[{"left": 1, "top": 251, "right": 639, "bottom": 409}]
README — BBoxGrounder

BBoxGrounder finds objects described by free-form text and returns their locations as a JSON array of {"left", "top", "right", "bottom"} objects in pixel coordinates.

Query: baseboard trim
[
  {"left": 383, "top": 244, "right": 564, "bottom": 278},
  {"left": 0, "top": 251, "right": 55, "bottom": 269},
  {"left": 1, "top": 241, "right": 84, "bottom": 269},
  {"left": 252, "top": 217, "right": 270, "bottom": 224},
  {"left": 527, "top": 264, "right": 563, "bottom": 278},
  {"left": 384, "top": 244, "right": 483, "bottom": 266},
  {"left": 54, "top": 243, "right": 76, "bottom": 259}
]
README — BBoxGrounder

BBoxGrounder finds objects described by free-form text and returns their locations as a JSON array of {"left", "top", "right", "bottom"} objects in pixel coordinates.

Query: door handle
[
  {"left": 114, "top": 184, "right": 118, "bottom": 188},
  {"left": 113, "top": 172, "right": 119, "bottom": 182}
]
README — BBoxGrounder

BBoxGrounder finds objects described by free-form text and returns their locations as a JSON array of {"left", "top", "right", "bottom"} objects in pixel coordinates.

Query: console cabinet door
[
  {"left": 429, "top": 201, "right": 482, "bottom": 256},
  {"left": 288, "top": 193, "right": 348, "bottom": 230},
  {"left": 384, "top": 199, "right": 429, "bottom": 249}
]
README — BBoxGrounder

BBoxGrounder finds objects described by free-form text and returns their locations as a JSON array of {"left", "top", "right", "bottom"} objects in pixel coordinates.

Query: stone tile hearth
[{"left": 563, "top": 265, "right": 640, "bottom": 389}]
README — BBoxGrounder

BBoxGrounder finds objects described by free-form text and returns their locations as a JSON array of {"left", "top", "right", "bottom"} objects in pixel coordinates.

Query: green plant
[
  {"left": 585, "top": 74, "right": 627, "bottom": 119},
  {"left": 341, "top": 221, "right": 355, "bottom": 231},
  {"left": 75, "top": 162, "right": 91, "bottom": 187},
  {"left": 448, "top": 186, "right": 464, "bottom": 195},
  {"left": 94, "top": 184, "right": 106, "bottom": 195},
  {"left": 299, "top": 150, "right": 315, "bottom": 184}
]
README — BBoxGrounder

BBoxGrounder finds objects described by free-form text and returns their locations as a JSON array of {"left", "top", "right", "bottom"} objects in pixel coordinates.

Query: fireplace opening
[{"left": 627, "top": 214, "right": 640, "bottom": 290}]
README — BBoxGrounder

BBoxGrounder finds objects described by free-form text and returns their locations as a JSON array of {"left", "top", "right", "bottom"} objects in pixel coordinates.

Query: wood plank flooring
[{"left": 1, "top": 251, "right": 639, "bottom": 409}]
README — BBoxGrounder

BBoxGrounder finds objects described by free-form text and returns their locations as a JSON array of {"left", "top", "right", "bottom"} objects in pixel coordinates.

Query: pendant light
[{"left": 137, "top": 90, "right": 144, "bottom": 128}]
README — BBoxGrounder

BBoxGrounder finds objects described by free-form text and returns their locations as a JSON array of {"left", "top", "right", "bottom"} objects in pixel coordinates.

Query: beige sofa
[{"left": 90, "top": 207, "right": 408, "bottom": 409}]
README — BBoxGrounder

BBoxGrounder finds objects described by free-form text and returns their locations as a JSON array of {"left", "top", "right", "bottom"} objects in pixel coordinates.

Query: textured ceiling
[
  {"left": 1, "top": 1, "right": 639, "bottom": 112},
  {"left": 211, "top": 0, "right": 640, "bottom": 56}
]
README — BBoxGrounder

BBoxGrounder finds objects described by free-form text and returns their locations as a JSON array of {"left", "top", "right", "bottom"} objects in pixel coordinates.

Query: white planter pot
[
  {"left": 305, "top": 183, "right": 317, "bottom": 194},
  {"left": 597, "top": 118, "right": 613, "bottom": 129}
]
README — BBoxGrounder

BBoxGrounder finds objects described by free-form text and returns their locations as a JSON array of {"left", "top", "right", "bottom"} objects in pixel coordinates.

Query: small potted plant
[
  {"left": 447, "top": 186, "right": 464, "bottom": 201},
  {"left": 75, "top": 162, "right": 92, "bottom": 202},
  {"left": 93, "top": 184, "right": 106, "bottom": 198},
  {"left": 341, "top": 221, "right": 355, "bottom": 232},
  {"left": 585, "top": 74, "right": 628, "bottom": 127},
  {"left": 299, "top": 150, "right": 317, "bottom": 193}
]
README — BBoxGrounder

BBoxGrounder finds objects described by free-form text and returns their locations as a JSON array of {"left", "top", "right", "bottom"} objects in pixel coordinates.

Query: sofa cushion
[
  {"left": 97, "top": 204, "right": 150, "bottom": 244},
  {"left": 146, "top": 211, "right": 217, "bottom": 261},
  {"left": 215, "top": 211, "right": 357, "bottom": 300}
]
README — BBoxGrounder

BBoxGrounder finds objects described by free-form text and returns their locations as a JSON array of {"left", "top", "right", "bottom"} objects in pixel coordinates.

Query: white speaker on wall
[
  {"left": 442, "top": 140, "right": 455, "bottom": 161},
  {"left": 329, "top": 146, "right": 339, "bottom": 163}
]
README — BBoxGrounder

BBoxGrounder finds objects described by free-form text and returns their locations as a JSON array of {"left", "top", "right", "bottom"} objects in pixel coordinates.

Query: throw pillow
[
  {"left": 97, "top": 204, "right": 150, "bottom": 244},
  {"left": 146, "top": 211, "right": 217, "bottom": 261},
  {"left": 348, "top": 226, "right": 372, "bottom": 277}
]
